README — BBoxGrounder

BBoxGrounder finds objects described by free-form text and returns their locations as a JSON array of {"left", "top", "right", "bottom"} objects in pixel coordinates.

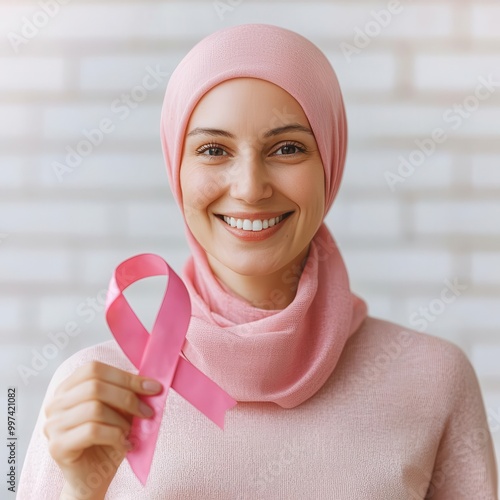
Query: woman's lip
[{"left": 215, "top": 211, "right": 294, "bottom": 221}]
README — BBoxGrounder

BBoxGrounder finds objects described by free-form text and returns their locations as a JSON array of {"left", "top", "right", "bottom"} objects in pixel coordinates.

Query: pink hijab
[{"left": 160, "top": 23, "right": 367, "bottom": 408}]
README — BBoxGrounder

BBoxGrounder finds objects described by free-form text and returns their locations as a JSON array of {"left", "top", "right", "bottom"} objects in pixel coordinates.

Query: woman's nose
[{"left": 228, "top": 153, "right": 272, "bottom": 203}]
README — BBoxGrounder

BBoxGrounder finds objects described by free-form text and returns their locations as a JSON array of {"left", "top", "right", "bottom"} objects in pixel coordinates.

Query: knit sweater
[{"left": 17, "top": 315, "right": 498, "bottom": 499}]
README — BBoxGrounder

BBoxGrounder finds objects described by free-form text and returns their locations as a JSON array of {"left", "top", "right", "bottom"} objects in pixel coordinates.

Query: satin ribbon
[{"left": 105, "top": 253, "right": 237, "bottom": 485}]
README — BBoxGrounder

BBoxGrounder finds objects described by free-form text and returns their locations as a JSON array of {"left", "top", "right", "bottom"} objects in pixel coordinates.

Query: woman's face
[{"left": 179, "top": 77, "right": 325, "bottom": 277}]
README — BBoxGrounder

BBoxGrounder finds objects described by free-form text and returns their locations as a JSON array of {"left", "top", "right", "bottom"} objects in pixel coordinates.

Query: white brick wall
[
  {"left": 327, "top": 199, "right": 401, "bottom": 238},
  {"left": 39, "top": 152, "right": 170, "bottom": 188},
  {"left": 0, "top": 249, "right": 71, "bottom": 282},
  {"left": 414, "top": 201, "right": 500, "bottom": 235},
  {"left": 472, "top": 5, "right": 500, "bottom": 38},
  {"left": 472, "top": 155, "right": 500, "bottom": 188},
  {"left": 325, "top": 51, "right": 397, "bottom": 92},
  {"left": 0, "top": 105, "right": 34, "bottom": 137},
  {"left": 472, "top": 253, "right": 500, "bottom": 285},
  {"left": 472, "top": 345, "right": 500, "bottom": 379},
  {"left": 79, "top": 54, "right": 182, "bottom": 93},
  {"left": 1, "top": 157, "right": 25, "bottom": 187},
  {"left": 1, "top": 0, "right": 499, "bottom": 489},
  {"left": 0, "top": 57, "right": 65, "bottom": 91},
  {"left": 341, "top": 248, "right": 453, "bottom": 284},
  {"left": 414, "top": 55, "right": 500, "bottom": 90},
  {"left": 0, "top": 298, "right": 22, "bottom": 331},
  {"left": 342, "top": 150, "right": 454, "bottom": 190},
  {"left": 42, "top": 103, "right": 161, "bottom": 140}
]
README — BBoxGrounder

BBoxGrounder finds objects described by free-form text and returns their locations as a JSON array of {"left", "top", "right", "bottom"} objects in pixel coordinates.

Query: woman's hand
[{"left": 43, "top": 360, "right": 162, "bottom": 499}]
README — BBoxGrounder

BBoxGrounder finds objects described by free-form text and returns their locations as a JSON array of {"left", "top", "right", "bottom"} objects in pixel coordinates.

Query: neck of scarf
[{"left": 180, "top": 222, "right": 367, "bottom": 408}]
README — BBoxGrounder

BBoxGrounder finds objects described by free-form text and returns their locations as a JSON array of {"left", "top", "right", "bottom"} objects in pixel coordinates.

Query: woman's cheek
[{"left": 189, "top": 173, "right": 223, "bottom": 210}]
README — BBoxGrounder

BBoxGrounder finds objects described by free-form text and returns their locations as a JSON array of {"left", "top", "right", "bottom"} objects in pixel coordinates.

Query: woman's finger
[
  {"left": 44, "top": 399, "right": 132, "bottom": 440},
  {"left": 53, "top": 360, "right": 162, "bottom": 399},
  {"left": 49, "top": 379, "right": 156, "bottom": 420},
  {"left": 48, "top": 422, "right": 131, "bottom": 465}
]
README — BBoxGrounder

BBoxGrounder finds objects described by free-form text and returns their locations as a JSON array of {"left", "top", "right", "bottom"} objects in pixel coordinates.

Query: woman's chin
[
  {"left": 207, "top": 251, "right": 282, "bottom": 277},
  {"left": 221, "top": 260, "right": 278, "bottom": 277}
]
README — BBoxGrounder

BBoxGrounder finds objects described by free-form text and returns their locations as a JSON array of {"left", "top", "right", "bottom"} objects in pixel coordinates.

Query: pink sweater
[{"left": 17, "top": 315, "right": 498, "bottom": 499}]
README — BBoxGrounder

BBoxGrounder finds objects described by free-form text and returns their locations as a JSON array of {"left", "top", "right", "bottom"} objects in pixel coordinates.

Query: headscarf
[{"left": 160, "top": 23, "right": 367, "bottom": 408}]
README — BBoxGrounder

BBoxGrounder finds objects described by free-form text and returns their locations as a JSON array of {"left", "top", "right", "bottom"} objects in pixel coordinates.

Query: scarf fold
[
  {"left": 181, "top": 222, "right": 367, "bottom": 408},
  {"left": 160, "top": 23, "right": 368, "bottom": 408}
]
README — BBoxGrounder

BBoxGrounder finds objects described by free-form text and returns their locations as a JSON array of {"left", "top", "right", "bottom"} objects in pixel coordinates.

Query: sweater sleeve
[
  {"left": 425, "top": 344, "right": 499, "bottom": 499},
  {"left": 17, "top": 359, "right": 74, "bottom": 500}
]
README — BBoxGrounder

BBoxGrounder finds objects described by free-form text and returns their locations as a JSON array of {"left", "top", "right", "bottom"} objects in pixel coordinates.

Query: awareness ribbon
[{"left": 105, "top": 253, "right": 237, "bottom": 485}]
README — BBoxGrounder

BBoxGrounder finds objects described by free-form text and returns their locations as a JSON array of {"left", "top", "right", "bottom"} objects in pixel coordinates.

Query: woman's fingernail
[
  {"left": 138, "top": 401, "right": 154, "bottom": 417},
  {"left": 141, "top": 380, "right": 162, "bottom": 393}
]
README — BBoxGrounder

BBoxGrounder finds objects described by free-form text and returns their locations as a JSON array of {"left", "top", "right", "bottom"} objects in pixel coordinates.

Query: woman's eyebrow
[
  {"left": 264, "top": 124, "right": 313, "bottom": 138},
  {"left": 186, "top": 127, "right": 234, "bottom": 139},
  {"left": 186, "top": 124, "right": 313, "bottom": 139}
]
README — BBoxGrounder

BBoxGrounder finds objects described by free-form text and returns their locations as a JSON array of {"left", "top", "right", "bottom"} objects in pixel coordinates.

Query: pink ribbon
[{"left": 105, "top": 253, "right": 237, "bottom": 485}]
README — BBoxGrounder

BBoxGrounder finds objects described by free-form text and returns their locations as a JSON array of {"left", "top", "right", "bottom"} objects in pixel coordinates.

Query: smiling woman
[{"left": 17, "top": 23, "right": 498, "bottom": 500}]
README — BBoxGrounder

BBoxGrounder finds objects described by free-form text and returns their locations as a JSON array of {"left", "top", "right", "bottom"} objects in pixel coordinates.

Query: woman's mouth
[{"left": 216, "top": 211, "right": 294, "bottom": 232}]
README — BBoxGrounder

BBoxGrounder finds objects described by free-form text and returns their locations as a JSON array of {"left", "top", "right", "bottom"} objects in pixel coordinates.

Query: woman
[{"left": 18, "top": 23, "right": 498, "bottom": 499}]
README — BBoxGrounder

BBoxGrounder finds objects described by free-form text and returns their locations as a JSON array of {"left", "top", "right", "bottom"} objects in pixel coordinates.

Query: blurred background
[{"left": 1, "top": 0, "right": 499, "bottom": 489}]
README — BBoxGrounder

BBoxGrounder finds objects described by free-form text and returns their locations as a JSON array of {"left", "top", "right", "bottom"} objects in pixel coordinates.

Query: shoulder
[
  {"left": 342, "top": 315, "right": 478, "bottom": 407},
  {"left": 350, "top": 314, "right": 472, "bottom": 368}
]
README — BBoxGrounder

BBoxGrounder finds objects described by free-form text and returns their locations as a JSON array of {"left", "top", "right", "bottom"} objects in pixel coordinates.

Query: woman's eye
[
  {"left": 195, "top": 143, "right": 227, "bottom": 159},
  {"left": 274, "top": 143, "right": 306, "bottom": 156},
  {"left": 195, "top": 141, "right": 306, "bottom": 160}
]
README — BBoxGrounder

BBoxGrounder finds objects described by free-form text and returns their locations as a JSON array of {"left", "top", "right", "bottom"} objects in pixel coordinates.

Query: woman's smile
[
  {"left": 215, "top": 210, "right": 294, "bottom": 229},
  {"left": 215, "top": 211, "right": 295, "bottom": 241}
]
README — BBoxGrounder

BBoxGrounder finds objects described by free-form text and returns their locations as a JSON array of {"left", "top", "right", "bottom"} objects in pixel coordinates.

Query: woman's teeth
[{"left": 221, "top": 214, "right": 287, "bottom": 232}]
